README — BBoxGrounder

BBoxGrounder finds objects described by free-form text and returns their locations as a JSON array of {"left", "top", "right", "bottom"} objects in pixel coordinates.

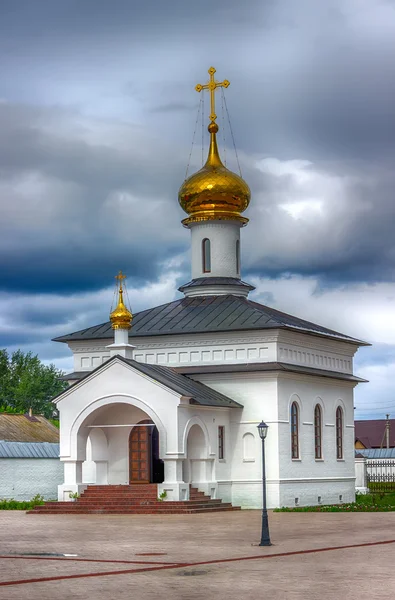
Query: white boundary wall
[{"left": 0, "top": 458, "right": 63, "bottom": 501}]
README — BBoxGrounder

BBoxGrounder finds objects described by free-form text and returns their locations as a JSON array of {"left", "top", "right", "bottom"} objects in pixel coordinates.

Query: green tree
[{"left": 0, "top": 350, "right": 68, "bottom": 418}]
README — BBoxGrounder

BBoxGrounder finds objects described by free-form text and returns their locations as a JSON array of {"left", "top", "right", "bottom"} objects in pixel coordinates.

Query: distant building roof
[
  {"left": 0, "top": 441, "right": 60, "bottom": 459},
  {"left": 355, "top": 448, "right": 395, "bottom": 459},
  {"left": 0, "top": 414, "right": 59, "bottom": 443},
  {"left": 354, "top": 419, "right": 395, "bottom": 449},
  {"left": 53, "top": 295, "right": 368, "bottom": 346}
]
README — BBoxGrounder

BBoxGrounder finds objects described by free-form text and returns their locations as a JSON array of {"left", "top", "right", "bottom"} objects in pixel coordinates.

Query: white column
[
  {"left": 64, "top": 460, "right": 83, "bottom": 484},
  {"left": 355, "top": 457, "right": 368, "bottom": 494},
  {"left": 58, "top": 460, "right": 87, "bottom": 501},
  {"left": 158, "top": 458, "right": 190, "bottom": 501},
  {"left": 190, "top": 221, "right": 241, "bottom": 279}
]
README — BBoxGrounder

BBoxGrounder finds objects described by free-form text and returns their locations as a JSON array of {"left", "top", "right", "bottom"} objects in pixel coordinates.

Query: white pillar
[
  {"left": 64, "top": 460, "right": 83, "bottom": 484},
  {"left": 158, "top": 458, "right": 190, "bottom": 501},
  {"left": 58, "top": 460, "right": 87, "bottom": 501},
  {"left": 190, "top": 221, "right": 241, "bottom": 279},
  {"left": 355, "top": 457, "right": 368, "bottom": 493}
]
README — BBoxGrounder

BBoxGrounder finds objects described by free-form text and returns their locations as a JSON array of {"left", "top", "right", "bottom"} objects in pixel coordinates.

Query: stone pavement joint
[{"left": 1, "top": 538, "right": 395, "bottom": 588}]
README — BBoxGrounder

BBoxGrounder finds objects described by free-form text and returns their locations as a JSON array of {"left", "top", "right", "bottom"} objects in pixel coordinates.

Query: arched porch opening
[
  {"left": 184, "top": 424, "right": 212, "bottom": 488},
  {"left": 73, "top": 401, "right": 163, "bottom": 486}
]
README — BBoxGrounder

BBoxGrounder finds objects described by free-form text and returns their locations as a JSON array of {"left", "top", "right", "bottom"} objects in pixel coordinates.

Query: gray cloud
[{"left": 0, "top": 0, "right": 394, "bottom": 415}]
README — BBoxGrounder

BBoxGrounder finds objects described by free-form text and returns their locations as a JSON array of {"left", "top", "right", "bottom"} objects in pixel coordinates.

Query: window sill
[
  {"left": 337, "top": 458, "right": 345, "bottom": 462},
  {"left": 315, "top": 459, "right": 324, "bottom": 462},
  {"left": 243, "top": 458, "right": 255, "bottom": 463},
  {"left": 292, "top": 458, "right": 302, "bottom": 462},
  {"left": 218, "top": 459, "right": 226, "bottom": 463}
]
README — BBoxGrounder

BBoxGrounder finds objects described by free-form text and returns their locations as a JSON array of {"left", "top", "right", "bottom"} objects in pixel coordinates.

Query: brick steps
[
  {"left": 29, "top": 484, "right": 240, "bottom": 515},
  {"left": 29, "top": 507, "right": 239, "bottom": 514}
]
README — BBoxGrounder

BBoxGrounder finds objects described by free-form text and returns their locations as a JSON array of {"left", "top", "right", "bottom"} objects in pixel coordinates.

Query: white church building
[{"left": 52, "top": 68, "right": 367, "bottom": 509}]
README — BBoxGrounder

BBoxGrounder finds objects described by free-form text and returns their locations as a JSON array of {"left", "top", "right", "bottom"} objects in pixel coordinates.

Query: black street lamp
[{"left": 257, "top": 420, "right": 272, "bottom": 546}]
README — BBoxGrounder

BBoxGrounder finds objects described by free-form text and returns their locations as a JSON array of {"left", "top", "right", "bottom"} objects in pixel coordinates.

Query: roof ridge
[{"left": 53, "top": 295, "right": 367, "bottom": 345}]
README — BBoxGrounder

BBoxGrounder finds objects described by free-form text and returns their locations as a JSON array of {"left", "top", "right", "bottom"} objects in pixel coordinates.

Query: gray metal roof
[
  {"left": 175, "top": 362, "right": 368, "bottom": 383},
  {"left": 178, "top": 277, "right": 255, "bottom": 291},
  {"left": 60, "top": 371, "right": 86, "bottom": 381},
  {"left": 53, "top": 295, "right": 367, "bottom": 345},
  {"left": 355, "top": 448, "right": 395, "bottom": 459},
  {"left": 0, "top": 441, "right": 60, "bottom": 459},
  {"left": 56, "top": 356, "right": 243, "bottom": 409}
]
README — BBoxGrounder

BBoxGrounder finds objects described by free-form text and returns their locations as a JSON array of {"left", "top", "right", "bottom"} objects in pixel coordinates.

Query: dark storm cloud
[
  {"left": 0, "top": 0, "right": 394, "bottom": 410},
  {"left": 0, "top": 102, "right": 190, "bottom": 293}
]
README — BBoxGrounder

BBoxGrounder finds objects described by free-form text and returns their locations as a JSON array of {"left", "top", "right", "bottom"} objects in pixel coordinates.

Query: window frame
[
  {"left": 202, "top": 238, "right": 211, "bottom": 273},
  {"left": 291, "top": 402, "right": 299, "bottom": 459},
  {"left": 236, "top": 239, "right": 240, "bottom": 274},
  {"left": 314, "top": 404, "right": 322, "bottom": 459},
  {"left": 218, "top": 425, "right": 225, "bottom": 460},
  {"left": 336, "top": 406, "right": 343, "bottom": 459}
]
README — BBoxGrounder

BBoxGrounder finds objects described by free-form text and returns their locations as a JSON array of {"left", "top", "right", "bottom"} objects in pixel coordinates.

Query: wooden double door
[{"left": 129, "top": 420, "right": 164, "bottom": 484}]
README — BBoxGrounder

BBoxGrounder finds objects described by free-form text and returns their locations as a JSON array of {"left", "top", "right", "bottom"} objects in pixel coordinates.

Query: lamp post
[{"left": 257, "top": 420, "right": 271, "bottom": 546}]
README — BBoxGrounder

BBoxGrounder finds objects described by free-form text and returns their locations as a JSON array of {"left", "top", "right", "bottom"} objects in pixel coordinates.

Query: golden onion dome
[
  {"left": 179, "top": 122, "right": 251, "bottom": 226},
  {"left": 110, "top": 272, "right": 133, "bottom": 330}
]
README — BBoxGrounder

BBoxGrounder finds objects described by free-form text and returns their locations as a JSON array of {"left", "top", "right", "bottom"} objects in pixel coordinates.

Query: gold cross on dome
[
  {"left": 115, "top": 270, "right": 126, "bottom": 291},
  {"left": 195, "top": 66, "right": 230, "bottom": 124}
]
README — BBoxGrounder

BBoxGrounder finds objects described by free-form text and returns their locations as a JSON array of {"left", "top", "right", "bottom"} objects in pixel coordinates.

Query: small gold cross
[
  {"left": 115, "top": 270, "right": 126, "bottom": 291},
  {"left": 195, "top": 66, "right": 230, "bottom": 124}
]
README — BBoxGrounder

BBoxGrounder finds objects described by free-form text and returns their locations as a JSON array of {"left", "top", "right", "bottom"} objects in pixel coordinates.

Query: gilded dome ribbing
[
  {"left": 179, "top": 124, "right": 250, "bottom": 226},
  {"left": 110, "top": 272, "right": 132, "bottom": 330}
]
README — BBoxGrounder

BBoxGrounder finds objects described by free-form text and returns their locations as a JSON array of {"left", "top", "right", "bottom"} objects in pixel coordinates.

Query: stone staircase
[{"left": 28, "top": 484, "right": 241, "bottom": 514}]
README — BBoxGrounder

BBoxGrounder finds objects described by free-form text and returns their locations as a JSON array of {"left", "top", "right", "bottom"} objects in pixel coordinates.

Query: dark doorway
[{"left": 129, "top": 420, "right": 164, "bottom": 484}]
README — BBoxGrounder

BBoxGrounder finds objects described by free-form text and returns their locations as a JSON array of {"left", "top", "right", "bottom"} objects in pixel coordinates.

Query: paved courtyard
[{"left": 0, "top": 510, "right": 394, "bottom": 599}]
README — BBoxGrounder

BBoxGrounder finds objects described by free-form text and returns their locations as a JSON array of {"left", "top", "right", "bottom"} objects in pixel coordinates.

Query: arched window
[
  {"left": 236, "top": 239, "right": 240, "bottom": 274},
  {"left": 336, "top": 406, "right": 343, "bottom": 459},
  {"left": 202, "top": 238, "right": 211, "bottom": 273},
  {"left": 314, "top": 404, "right": 322, "bottom": 459},
  {"left": 291, "top": 402, "right": 299, "bottom": 459}
]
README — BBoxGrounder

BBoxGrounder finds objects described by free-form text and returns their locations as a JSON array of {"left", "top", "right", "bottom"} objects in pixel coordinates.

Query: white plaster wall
[
  {"left": 189, "top": 221, "right": 241, "bottom": 279},
  {"left": 69, "top": 330, "right": 358, "bottom": 374},
  {"left": 190, "top": 373, "right": 281, "bottom": 508},
  {"left": 277, "top": 331, "right": 357, "bottom": 374},
  {"left": 178, "top": 405, "right": 232, "bottom": 498},
  {"left": 0, "top": 459, "right": 63, "bottom": 500},
  {"left": 277, "top": 374, "right": 356, "bottom": 507},
  {"left": 69, "top": 333, "right": 276, "bottom": 372}
]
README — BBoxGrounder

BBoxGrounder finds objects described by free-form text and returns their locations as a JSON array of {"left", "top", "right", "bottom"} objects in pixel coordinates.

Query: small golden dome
[
  {"left": 179, "top": 122, "right": 251, "bottom": 226},
  {"left": 110, "top": 271, "right": 133, "bottom": 330}
]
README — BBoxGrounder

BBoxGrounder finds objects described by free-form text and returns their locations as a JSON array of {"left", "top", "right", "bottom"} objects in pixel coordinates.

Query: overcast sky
[{"left": 1, "top": 0, "right": 394, "bottom": 419}]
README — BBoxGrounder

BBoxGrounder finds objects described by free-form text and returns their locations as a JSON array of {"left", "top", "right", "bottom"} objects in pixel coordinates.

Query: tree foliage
[{"left": 0, "top": 349, "right": 68, "bottom": 418}]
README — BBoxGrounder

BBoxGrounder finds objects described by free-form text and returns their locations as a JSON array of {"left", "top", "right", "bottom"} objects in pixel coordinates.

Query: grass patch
[
  {"left": 0, "top": 494, "right": 45, "bottom": 510},
  {"left": 274, "top": 493, "right": 395, "bottom": 512}
]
